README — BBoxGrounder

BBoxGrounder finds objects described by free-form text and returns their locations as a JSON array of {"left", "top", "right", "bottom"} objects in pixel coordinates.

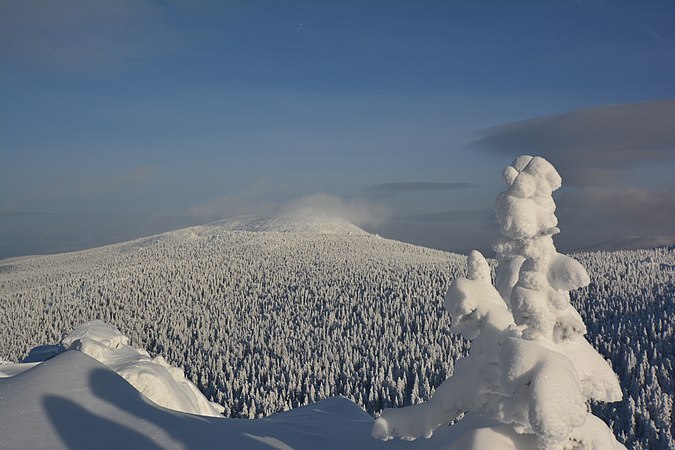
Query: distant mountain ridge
[{"left": 571, "top": 235, "right": 675, "bottom": 252}]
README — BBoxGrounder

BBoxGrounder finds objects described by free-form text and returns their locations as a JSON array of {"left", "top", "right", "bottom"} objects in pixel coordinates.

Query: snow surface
[
  {"left": 0, "top": 350, "right": 380, "bottom": 450},
  {"left": 0, "top": 361, "right": 38, "bottom": 378}
]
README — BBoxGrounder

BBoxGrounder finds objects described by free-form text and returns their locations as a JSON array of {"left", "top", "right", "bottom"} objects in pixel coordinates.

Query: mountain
[
  {"left": 0, "top": 217, "right": 673, "bottom": 449},
  {"left": 571, "top": 235, "right": 675, "bottom": 252}
]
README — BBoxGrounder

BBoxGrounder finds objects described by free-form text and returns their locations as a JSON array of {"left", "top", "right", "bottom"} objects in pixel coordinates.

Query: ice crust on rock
[
  {"left": 61, "top": 320, "right": 224, "bottom": 417},
  {"left": 372, "top": 156, "right": 624, "bottom": 450}
]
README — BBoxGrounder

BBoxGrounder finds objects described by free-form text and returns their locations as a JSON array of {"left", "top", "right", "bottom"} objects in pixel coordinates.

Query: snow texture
[
  {"left": 0, "top": 223, "right": 470, "bottom": 421},
  {"left": 373, "top": 156, "right": 625, "bottom": 450}
]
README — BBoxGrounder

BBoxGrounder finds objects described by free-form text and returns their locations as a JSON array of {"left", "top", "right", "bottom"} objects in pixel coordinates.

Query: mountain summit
[{"left": 206, "top": 213, "right": 369, "bottom": 236}]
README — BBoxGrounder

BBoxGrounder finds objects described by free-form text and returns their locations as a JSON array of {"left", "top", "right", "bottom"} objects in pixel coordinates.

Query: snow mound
[
  {"left": 207, "top": 214, "right": 369, "bottom": 235},
  {"left": 60, "top": 320, "right": 224, "bottom": 417}
]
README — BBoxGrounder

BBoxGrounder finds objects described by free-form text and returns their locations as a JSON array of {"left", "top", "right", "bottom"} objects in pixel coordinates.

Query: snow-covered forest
[
  {"left": 571, "top": 249, "right": 674, "bottom": 449},
  {"left": 0, "top": 224, "right": 672, "bottom": 449}
]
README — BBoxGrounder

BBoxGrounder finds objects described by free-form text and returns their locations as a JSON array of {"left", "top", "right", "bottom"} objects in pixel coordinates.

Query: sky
[{"left": 1, "top": 0, "right": 675, "bottom": 258}]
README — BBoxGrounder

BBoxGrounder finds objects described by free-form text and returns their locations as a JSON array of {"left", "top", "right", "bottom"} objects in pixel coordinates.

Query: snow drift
[{"left": 60, "top": 320, "right": 224, "bottom": 417}]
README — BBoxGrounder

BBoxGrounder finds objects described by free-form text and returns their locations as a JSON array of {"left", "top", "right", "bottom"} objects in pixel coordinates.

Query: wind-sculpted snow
[
  {"left": 61, "top": 320, "right": 224, "bottom": 417},
  {"left": 0, "top": 218, "right": 672, "bottom": 449},
  {"left": 0, "top": 350, "right": 413, "bottom": 450}
]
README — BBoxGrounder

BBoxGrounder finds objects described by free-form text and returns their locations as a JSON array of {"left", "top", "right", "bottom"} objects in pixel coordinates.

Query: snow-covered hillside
[
  {"left": 1, "top": 216, "right": 673, "bottom": 449},
  {"left": 570, "top": 249, "right": 674, "bottom": 448}
]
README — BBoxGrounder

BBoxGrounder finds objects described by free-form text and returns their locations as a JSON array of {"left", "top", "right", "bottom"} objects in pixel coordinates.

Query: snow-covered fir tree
[{"left": 372, "top": 156, "right": 626, "bottom": 449}]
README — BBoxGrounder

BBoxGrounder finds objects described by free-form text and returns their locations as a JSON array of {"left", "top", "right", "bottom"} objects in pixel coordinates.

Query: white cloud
[{"left": 280, "top": 193, "right": 390, "bottom": 227}]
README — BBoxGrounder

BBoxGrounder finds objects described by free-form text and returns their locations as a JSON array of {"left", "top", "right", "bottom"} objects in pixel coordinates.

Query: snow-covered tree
[{"left": 372, "top": 156, "right": 625, "bottom": 449}]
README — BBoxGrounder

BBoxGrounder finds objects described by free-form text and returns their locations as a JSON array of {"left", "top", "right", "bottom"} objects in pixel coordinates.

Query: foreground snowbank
[
  {"left": 0, "top": 346, "right": 481, "bottom": 449},
  {"left": 0, "top": 350, "right": 376, "bottom": 449}
]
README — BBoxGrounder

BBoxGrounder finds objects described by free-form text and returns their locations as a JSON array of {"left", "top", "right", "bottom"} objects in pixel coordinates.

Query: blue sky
[{"left": 1, "top": 0, "right": 675, "bottom": 257}]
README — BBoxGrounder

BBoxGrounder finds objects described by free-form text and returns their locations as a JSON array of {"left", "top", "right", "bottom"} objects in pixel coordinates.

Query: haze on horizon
[{"left": 1, "top": 0, "right": 675, "bottom": 259}]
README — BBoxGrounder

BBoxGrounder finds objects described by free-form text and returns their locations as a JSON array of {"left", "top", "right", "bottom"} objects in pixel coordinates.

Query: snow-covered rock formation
[{"left": 372, "top": 156, "right": 625, "bottom": 449}]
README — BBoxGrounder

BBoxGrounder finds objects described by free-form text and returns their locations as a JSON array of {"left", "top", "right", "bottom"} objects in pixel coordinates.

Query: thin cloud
[
  {"left": 576, "top": 0, "right": 675, "bottom": 50},
  {"left": 184, "top": 194, "right": 279, "bottom": 223},
  {"left": 26, "top": 167, "right": 155, "bottom": 201},
  {"left": 360, "top": 182, "right": 476, "bottom": 199},
  {"left": 0, "top": 210, "right": 98, "bottom": 219},
  {"left": 474, "top": 99, "right": 675, "bottom": 186},
  {"left": 558, "top": 186, "right": 675, "bottom": 232},
  {"left": 0, "top": 0, "right": 182, "bottom": 72},
  {"left": 182, "top": 191, "right": 390, "bottom": 229},
  {"left": 280, "top": 193, "right": 389, "bottom": 227}
]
